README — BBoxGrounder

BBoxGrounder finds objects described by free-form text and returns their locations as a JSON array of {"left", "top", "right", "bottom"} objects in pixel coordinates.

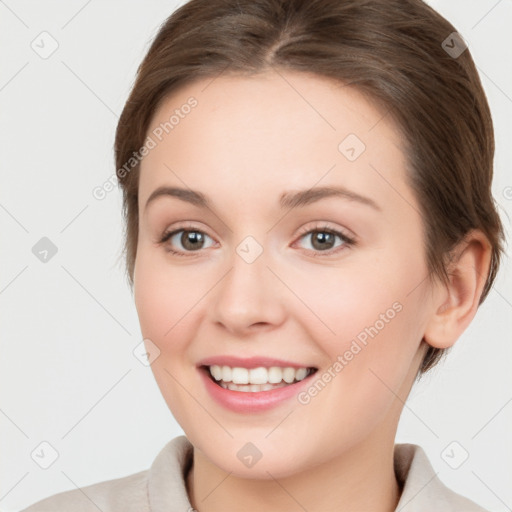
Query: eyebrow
[{"left": 144, "top": 185, "right": 381, "bottom": 212}]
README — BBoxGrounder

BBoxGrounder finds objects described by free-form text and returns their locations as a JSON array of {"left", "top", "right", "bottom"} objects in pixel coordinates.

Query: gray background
[{"left": 1, "top": 1, "right": 511, "bottom": 510}]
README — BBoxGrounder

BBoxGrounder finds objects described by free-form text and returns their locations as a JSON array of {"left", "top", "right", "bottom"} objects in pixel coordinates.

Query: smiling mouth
[{"left": 201, "top": 365, "right": 318, "bottom": 392}]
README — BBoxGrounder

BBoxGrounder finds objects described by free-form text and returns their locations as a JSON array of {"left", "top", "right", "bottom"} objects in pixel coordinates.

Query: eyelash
[{"left": 157, "top": 222, "right": 356, "bottom": 258}]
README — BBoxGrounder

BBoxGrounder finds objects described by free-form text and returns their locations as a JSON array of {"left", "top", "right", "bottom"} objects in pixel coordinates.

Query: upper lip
[{"left": 198, "top": 355, "right": 316, "bottom": 369}]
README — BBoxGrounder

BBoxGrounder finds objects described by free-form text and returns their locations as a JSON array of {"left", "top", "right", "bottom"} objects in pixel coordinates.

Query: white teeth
[
  {"left": 221, "top": 365, "right": 232, "bottom": 382},
  {"left": 283, "top": 367, "right": 296, "bottom": 383},
  {"left": 220, "top": 381, "right": 289, "bottom": 392},
  {"left": 231, "top": 367, "right": 249, "bottom": 384},
  {"left": 210, "top": 365, "right": 222, "bottom": 381},
  {"left": 249, "top": 367, "right": 268, "bottom": 384},
  {"left": 208, "top": 365, "right": 311, "bottom": 387},
  {"left": 268, "top": 366, "right": 283, "bottom": 383},
  {"left": 295, "top": 368, "right": 308, "bottom": 381}
]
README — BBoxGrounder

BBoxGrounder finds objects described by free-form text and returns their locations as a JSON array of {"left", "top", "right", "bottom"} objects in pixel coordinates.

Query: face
[{"left": 134, "top": 70, "right": 434, "bottom": 479}]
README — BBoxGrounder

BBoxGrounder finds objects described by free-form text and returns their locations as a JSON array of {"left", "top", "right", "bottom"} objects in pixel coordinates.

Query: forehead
[{"left": 139, "top": 69, "right": 410, "bottom": 215}]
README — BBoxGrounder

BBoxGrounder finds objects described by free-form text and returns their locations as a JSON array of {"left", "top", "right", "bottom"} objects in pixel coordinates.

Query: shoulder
[
  {"left": 394, "top": 443, "right": 490, "bottom": 512},
  {"left": 19, "top": 435, "right": 194, "bottom": 512},
  {"left": 19, "top": 469, "right": 149, "bottom": 512}
]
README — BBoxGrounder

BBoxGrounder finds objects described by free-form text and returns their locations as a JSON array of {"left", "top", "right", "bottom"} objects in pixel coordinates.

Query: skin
[{"left": 133, "top": 69, "right": 491, "bottom": 512}]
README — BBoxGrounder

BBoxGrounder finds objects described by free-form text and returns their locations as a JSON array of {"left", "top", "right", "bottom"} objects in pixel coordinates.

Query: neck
[{"left": 186, "top": 428, "right": 401, "bottom": 512}]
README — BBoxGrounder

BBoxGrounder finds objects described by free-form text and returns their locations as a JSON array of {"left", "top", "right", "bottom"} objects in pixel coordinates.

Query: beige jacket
[{"left": 20, "top": 435, "right": 489, "bottom": 511}]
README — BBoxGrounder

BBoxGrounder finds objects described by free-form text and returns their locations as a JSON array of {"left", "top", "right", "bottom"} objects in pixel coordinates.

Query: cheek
[
  {"left": 290, "top": 249, "right": 423, "bottom": 349},
  {"left": 133, "top": 249, "right": 205, "bottom": 425},
  {"left": 290, "top": 251, "right": 427, "bottom": 409},
  {"left": 133, "top": 247, "right": 197, "bottom": 355}
]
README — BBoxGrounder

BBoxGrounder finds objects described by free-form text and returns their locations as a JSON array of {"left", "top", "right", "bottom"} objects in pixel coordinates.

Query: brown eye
[
  {"left": 308, "top": 231, "right": 337, "bottom": 251},
  {"left": 180, "top": 230, "right": 206, "bottom": 251},
  {"left": 159, "top": 228, "right": 215, "bottom": 255},
  {"left": 298, "top": 229, "right": 351, "bottom": 252}
]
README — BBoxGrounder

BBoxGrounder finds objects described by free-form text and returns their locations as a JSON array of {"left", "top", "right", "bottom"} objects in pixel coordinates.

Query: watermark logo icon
[
  {"left": 236, "top": 236, "right": 263, "bottom": 264},
  {"left": 441, "top": 441, "right": 469, "bottom": 469},
  {"left": 237, "top": 442, "right": 263, "bottom": 468},
  {"left": 31, "top": 441, "right": 59, "bottom": 469},
  {"left": 32, "top": 237, "right": 58, "bottom": 263},
  {"left": 31, "top": 31, "right": 59, "bottom": 59},
  {"left": 133, "top": 338, "right": 161, "bottom": 366},
  {"left": 441, "top": 32, "right": 468, "bottom": 59},
  {"left": 338, "top": 134, "right": 366, "bottom": 162}
]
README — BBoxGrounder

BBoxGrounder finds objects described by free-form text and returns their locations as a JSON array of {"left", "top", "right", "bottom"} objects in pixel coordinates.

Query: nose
[{"left": 209, "top": 240, "right": 287, "bottom": 336}]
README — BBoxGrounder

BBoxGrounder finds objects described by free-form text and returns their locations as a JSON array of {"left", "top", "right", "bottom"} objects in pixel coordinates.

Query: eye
[
  {"left": 294, "top": 223, "right": 356, "bottom": 256},
  {"left": 157, "top": 222, "right": 356, "bottom": 258},
  {"left": 158, "top": 225, "right": 215, "bottom": 256}
]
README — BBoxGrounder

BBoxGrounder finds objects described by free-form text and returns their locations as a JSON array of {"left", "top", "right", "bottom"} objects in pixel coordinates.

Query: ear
[{"left": 423, "top": 230, "right": 492, "bottom": 349}]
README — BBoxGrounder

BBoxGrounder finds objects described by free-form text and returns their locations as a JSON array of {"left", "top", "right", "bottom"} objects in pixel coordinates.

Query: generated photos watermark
[
  {"left": 92, "top": 96, "right": 198, "bottom": 201},
  {"left": 297, "top": 301, "right": 403, "bottom": 405}
]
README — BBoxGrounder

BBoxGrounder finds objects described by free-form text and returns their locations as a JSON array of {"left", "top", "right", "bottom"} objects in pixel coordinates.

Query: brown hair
[{"left": 114, "top": 0, "right": 504, "bottom": 375}]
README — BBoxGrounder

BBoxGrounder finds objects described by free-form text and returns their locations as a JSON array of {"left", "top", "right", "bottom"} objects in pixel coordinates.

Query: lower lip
[{"left": 199, "top": 367, "right": 315, "bottom": 413}]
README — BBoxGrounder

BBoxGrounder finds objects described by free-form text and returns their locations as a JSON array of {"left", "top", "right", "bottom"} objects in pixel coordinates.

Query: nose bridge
[
  {"left": 210, "top": 231, "right": 285, "bottom": 331},
  {"left": 224, "top": 232, "right": 270, "bottom": 301},
  {"left": 235, "top": 234, "right": 266, "bottom": 266}
]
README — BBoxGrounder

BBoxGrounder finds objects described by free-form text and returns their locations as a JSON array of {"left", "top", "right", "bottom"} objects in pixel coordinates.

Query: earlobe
[{"left": 423, "top": 230, "right": 492, "bottom": 350}]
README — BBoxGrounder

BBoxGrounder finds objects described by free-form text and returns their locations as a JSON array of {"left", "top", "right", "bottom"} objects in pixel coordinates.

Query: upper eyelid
[
  {"left": 296, "top": 222, "right": 354, "bottom": 238},
  {"left": 161, "top": 221, "right": 353, "bottom": 239}
]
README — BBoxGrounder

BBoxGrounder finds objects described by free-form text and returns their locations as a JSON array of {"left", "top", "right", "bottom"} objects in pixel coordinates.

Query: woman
[{"left": 21, "top": 0, "right": 505, "bottom": 510}]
